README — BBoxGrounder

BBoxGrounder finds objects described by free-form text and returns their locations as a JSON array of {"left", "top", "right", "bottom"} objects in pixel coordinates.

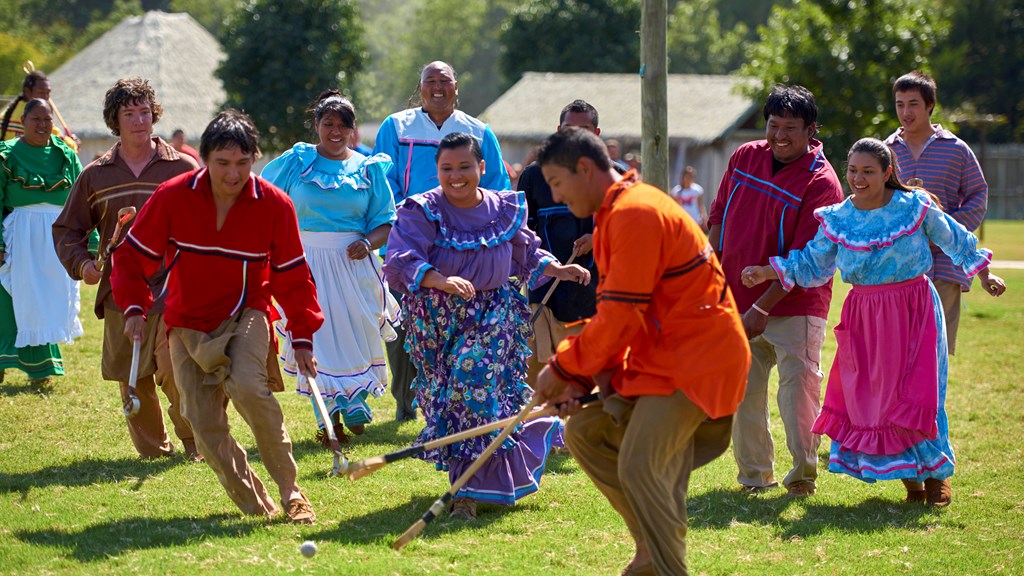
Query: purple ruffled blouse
[{"left": 383, "top": 187, "right": 556, "bottom": 296}]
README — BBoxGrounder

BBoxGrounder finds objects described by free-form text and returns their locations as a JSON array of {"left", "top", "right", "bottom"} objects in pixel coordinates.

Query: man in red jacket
[
  {"left": 111, "top": 110, "right": 324, "bottom": 524},
  {"left": 534, "top": 127, "right": 750, "bottom": 576},
  {"left": 707, "top": 85, "right": 843, "bottom": 499}
]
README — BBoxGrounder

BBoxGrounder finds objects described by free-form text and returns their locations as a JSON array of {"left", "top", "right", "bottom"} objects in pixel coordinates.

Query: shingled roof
[
  {"left": 480, "top": 72, "right": 758, "bottom": 145},
  {"left": 49, "top": 11, "right": 225, "bottom": 139}
]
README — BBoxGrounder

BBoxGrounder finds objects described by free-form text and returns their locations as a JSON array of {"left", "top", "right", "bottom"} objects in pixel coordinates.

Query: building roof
[
  {"left": 49, "top": 11, "right": 225, "bottom": 140},
  {"left": 480, "top": 72, "right": 759, "bottom": 145}
]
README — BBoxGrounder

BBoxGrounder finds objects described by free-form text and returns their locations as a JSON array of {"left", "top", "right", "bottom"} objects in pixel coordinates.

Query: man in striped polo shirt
[{"left": 885, "top": 71, "right": 988, "bottom": 354}]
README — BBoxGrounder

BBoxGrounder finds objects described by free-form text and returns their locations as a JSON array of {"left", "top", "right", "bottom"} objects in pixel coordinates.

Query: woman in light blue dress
[
  {"left": 742, "top": 138, "right": 1005, "bottom": 507},
  {"left": 262, "top": 90, "right": 398, "bottom": 445}
]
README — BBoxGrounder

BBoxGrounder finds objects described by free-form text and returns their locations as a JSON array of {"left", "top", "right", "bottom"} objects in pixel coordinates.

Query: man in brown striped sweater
[{"left": 52, "top": 77, "right": 201, "bottom": 460}]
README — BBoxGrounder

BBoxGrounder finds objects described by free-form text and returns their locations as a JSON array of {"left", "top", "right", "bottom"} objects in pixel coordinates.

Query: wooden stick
[
  {"left": 392, "top": 395, "right": 544, "bottom": 550},
  {"left": 529, "top": 247, "right": 579, "bottom": 325},
  {"left": 346, "top": 392, "right": 599, "bottom": 480},
  {"left": 48, "top": 99, "right": 76, "bottom": 142},
  {"left": 304, "top": 375, "right": 349, "bottom": 476}
]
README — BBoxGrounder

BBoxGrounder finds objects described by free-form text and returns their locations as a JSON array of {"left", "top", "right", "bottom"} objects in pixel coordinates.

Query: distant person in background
[
  {"left": 373, "top": 60, "right": 511, "bottom": 422},
  {"left": 669, "top": 166, "right": 708, "bottom": 229},
  {"left": 0, "top": 99, "right": 84, "bottom": 387},
  {"left": 349, "top": 126, "right": 373, "bottom": 156},
  {"left": 170, "top": 128, "right": 201, "bottom": 165},
  {"left": 885, "top": 71, "right": 988, "bottom": 355},
  {"left": 1, "top": 70, "right": 78, "bottom": 151}
]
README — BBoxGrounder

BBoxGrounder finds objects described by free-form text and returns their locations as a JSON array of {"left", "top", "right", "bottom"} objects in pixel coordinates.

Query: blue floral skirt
[{"left": 403, "top": 281, "right": 563, "bottom": 505}]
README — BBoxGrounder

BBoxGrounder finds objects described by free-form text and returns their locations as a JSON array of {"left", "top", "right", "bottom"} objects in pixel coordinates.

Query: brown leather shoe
[
  {"left": 902, "top": 479, "right": 926, "bottom": 503},
  {"left": 448, "top": 497, "right": 477, "bottom": 520},
  {"left": 315, "top": 425, "right": 349, "bottom": 449},
  {"left": 924, "top": 478, "right": 952, "bottom": 507},
  {"left": 283, "top": 494, "right": 316, "bottom": 524},
  {"left": 347, "top": 423, "right": 366, "bottom": 435},
  {"left": 786, "top": 480, "right": 816, "bottom": 497}
]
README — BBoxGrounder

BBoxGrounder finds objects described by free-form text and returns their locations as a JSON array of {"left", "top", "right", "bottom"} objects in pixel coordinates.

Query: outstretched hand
[
  {"left": 741, "top": 265, "right": 776, "bottom": 288},
  {"left": 553, "top": 263, "right": 591, "bottom": 285},
  {"left": 980, "top": 270, "right": 1006, "bottom": 297}
]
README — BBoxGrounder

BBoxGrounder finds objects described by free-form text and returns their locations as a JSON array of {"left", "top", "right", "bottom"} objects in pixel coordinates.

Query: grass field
[{"left": 1, "top": 224, "right": 1023, "bottom": 575}]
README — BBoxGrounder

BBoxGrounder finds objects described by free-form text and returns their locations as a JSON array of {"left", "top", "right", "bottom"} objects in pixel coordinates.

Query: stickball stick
[
  {"left": 393, "top": 395, "right": 543, "bottom": 550},
  {"left": 96, "top": 206, "right": 137, "bottom": 271},
  {"left": 346, "top": 392, "right": 599, "bottom": 480},
  {"left": 529, "top": 247, "right": 579, "bottom": 325},
  {"left": 303, "top": 374, "right": 349, "bottom": 476},
  {"left": 122, "top": 338, "right": 142, "bottom": 418}
]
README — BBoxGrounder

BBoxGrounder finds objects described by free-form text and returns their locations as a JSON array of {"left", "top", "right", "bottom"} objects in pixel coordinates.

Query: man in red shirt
[
  {"left": 534, "top": 127, "right": 749, "bottom": 576},
  {"left": 112, "top": 110, "right": 324, "bottom": 524},
  {"left": 707, "top": 85, "right": 843, "bottom": 498}
]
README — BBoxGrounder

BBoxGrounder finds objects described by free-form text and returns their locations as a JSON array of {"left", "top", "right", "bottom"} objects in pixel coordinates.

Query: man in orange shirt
[{"left": 534, "top": 127, "right": 750, "bottom": 576}]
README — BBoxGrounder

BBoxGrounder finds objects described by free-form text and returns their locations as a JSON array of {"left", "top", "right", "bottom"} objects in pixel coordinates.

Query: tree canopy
[
  {"left": 500, "top": 0, "right": 641, "bottom": 85},
  {"left": 218, "top": 0, "right": 367, "bottom": 153},
  {"left": 740, "top": 0, "right": 950, "bottom": 162}
]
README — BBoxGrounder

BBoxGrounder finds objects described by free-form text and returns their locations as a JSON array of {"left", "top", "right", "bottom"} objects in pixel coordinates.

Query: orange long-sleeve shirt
[{"left": 550, "top": 173, "right": 750, "bottom": 419}]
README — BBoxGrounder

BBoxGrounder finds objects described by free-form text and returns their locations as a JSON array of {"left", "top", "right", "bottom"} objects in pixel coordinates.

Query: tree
[
  {"left": 931, "top": 0, "right": 1024, "bottom": 143},
  {"left": 218, "top": 0, "right": 367, "bottom": 153},
  {"left": 740, "top": 0, "right": 950, "bottom": 163},
  {"left": 171, "top": 0, "right": 238, "bottom": 37},
  {"left": 500, "top": 0, "right": 641, "bottom": 87},
  {"left": 667, "top": 0, "right": 749, "bottom": 74}
]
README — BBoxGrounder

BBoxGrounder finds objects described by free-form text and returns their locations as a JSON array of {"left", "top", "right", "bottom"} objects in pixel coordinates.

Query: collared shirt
[
  {"left": 884, "top": 125, "right": 988, "bottom": 289},
  {"left": 707, "top": 139, "right": 844, "bottom": 319},
  {"left": 110, "top": 169, "right": 323, "bottom": 347},
  {"left": 550, "top": 172, "right": 750, "bottom": 419},
  {"left": 53, "top": 137, "right": 198, "bottom": 318}
]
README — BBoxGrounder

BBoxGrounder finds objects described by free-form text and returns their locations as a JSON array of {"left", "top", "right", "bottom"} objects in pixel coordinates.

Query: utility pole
[{"left": 640, "top": 0, "right": 669, "bottom": 192}]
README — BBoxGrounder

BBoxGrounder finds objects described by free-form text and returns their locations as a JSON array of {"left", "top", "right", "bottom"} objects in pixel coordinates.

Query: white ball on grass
[{"left": 300, "top": 540, "right": 317, "bottom": 558}]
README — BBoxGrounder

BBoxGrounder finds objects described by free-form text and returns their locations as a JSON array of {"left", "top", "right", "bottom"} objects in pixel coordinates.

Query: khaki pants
[
  {"left": 526, "top": 304, "right": 585, "bottom": 387},
  {"left": 566, "top": 391, "right": 733, "bottom": 576},
  {"left": 103, "top": 311, "right": 193, "bottom": 459},
  {"left": 732, "top": 315, "right": 825, "bottom": 489},
  {"left": 932, "top": 279, "right": 962, "bottom": 355},
  {"left": 169, "top": 309, "right": 300, "bottom": 516}
]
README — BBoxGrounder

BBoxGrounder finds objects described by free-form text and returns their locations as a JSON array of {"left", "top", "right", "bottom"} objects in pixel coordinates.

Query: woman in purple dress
[{"left": 384, "top": 132, "right": 590, "bottom": 519}]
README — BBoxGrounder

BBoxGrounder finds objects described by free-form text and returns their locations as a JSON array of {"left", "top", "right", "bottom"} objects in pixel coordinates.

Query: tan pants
[
  {"left": 566, "top": 391, "right": 733, "bottom": 576},
  {"left": 103, "top": 311, "right": 194, "bottom": 459},
  {"left": 526, "top": 304, "right": 585, "bottom": 387},
  {"left": 169, "top": 309, "right": 300, "bottom": 516},
  {"left": 732, "top": 315, "right": 825, "bottom": 489},
  {"left": 932, "top": 279, "right": 962, "bottom": 355}
]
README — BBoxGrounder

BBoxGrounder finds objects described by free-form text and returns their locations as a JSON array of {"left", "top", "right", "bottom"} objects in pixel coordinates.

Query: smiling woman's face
[{"left": 436, "top": 145, "right": 484, "bottom": 208}]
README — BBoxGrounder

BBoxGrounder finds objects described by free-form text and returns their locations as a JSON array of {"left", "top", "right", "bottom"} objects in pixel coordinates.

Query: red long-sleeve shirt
[{"left": 111, "top": 169, "right": 323, "bottom": 348}]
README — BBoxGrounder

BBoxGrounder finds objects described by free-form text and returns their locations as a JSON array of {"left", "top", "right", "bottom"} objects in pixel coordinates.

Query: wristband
[
  {"left": 751, "top": 303, "right": 770, "bottom": 316},
  {"left": 360, "top": 238, "right": 372, "bottom": 250}
]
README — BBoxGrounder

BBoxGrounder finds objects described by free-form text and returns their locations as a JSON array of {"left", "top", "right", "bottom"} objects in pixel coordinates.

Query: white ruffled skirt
[
  {"left": 0, "top": 204, "right": 82, "bottom": 347},
  {"left": 276, "top": 231, "right": 398, "bottom": 427}
]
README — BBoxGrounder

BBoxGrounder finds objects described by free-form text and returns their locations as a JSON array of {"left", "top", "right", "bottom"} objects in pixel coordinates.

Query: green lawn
[
  {"left": 1, "top": 267, "right": 1023, "bottom": 575},
  {"left": 979, "top": 219, "right": 1024, "bottom": 261}
]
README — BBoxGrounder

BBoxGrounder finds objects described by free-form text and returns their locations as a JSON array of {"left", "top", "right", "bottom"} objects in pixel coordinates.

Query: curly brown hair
[{"left": 102, "top": 77, "right": 163, "bottom": 136}]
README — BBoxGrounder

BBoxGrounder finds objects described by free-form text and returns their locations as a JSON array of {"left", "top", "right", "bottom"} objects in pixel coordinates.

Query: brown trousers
[
  {"left": 932, "top": 279, "right": 962, "bottom": 355},
  {"left": 566, "top": 391, "right": 733, "bottom": 576},
  {"left": 103, "top": 311, "right": 193, "bottom": 458},
  {"left": 525, "top": 304, "right": 585, "bottom": 387},
  {"left": 168, "top": 309, "right": 300, "bottom": 516}
]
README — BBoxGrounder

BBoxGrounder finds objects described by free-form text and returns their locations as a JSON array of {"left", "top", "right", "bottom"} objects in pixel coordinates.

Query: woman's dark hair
[
  {"left": 435, "top": 132, "right": 482, "bottom": 163},
  {"left": 102, "top": 77, "right": 164, "bottom": 136},
  {"left": 536, "top": 126, "right": 612, "bottom": 173},
  {"left": 893, "top": 71, "right": 937, "bottom": 115},
  {"left": 848, "top": 137, "right": 942, "bottom": 208},
  {"left": 1, "top": 71, "right": 50, "bottom": 140},
  {"left": 763, "top": 84, "right": 818, "bottom": 130},
  {"left": 308, "top": 89, "right": 356, "bottom": 135},
  {"left": 22, "top": 98, "right": 51, "bottom": 119},
  {"left": 200, "top": 109, "right": 261, "bottom": 161}
]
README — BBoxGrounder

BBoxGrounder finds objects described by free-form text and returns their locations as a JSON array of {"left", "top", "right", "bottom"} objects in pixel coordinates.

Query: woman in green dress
[{"left": 0, "top": 98, "right": 86, "bottom": 385}]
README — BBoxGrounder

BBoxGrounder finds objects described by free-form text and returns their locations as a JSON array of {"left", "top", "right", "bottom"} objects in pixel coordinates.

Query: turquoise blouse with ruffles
[
  {"left": 260, "top": 143, "right": 396, "bottom": 234},
  {"left": 769, "top": 189, "right": 992, "bottom": 290}
]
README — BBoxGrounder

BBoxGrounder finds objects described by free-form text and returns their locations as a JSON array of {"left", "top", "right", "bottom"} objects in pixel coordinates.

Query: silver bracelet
[
  {"left": 751, "top": 303, "right": 770, "bottom": 316},
  {"left": 360, "top": 238, "right": 372, "bottom": 249}
]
